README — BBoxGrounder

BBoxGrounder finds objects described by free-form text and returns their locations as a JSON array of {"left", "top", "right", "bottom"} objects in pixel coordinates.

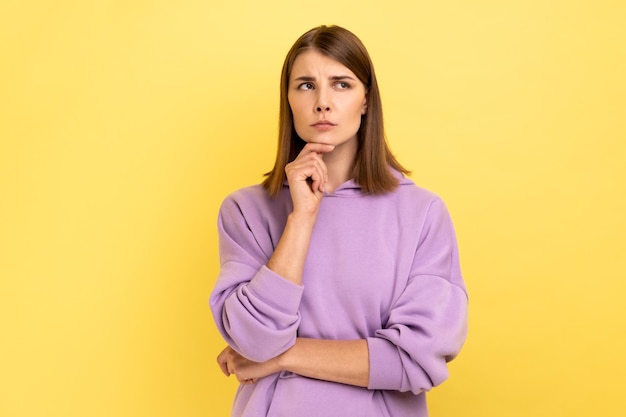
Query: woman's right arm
[
  {"left": 266, "top": 143, "right": 335, "bottom": 285},
  {"left": 210, "top": 143, "right": 334, "bottom": 361}
]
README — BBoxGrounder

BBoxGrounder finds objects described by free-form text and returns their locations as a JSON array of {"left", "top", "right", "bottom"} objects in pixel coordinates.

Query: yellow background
[{"left": 1, "top": 1, "right": 625, "bottom": 416}]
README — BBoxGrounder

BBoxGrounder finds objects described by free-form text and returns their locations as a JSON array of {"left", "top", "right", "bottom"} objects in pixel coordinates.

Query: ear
[{"left": 361, "top": 96, "right": 368, "bottom": 115}]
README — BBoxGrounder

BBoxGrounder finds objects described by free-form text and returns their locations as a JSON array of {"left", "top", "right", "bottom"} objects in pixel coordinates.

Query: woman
[{"left": 210, "top": 25, "right": 468, "bottom": 417}]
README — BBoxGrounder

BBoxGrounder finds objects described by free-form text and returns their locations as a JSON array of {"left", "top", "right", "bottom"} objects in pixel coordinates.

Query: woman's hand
[
  {"left": 217, "top": 346, "right": 281, "bottom": 385},
  {"left": 285, "top": 143, "right": 335, "bottom": 216}
]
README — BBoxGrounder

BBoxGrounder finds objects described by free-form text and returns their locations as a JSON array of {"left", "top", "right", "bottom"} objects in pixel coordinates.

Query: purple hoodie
[{"left": 210, "top": 172, "right": 468, "bottom": 416}]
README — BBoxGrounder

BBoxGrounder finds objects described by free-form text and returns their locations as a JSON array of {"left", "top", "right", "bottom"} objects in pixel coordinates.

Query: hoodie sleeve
[
  {"left": 209, "top": 192, "right": 303, "bottom": 362},
  {"left": 367, "top": 198, "right": 468, "bottom": 394}
]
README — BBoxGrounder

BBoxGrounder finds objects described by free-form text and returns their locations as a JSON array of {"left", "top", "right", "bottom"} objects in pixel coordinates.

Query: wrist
[
  {"left": 277, "top": 340, "right": 298, "bottom": 372},
  {"left": 287, "top": 211, "right": 318, "bottom": 228}
]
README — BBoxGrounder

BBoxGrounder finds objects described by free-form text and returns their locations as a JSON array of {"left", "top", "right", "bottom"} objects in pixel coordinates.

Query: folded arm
[{"left": 218, "top": 337, "right": 369, "bottom": 387}]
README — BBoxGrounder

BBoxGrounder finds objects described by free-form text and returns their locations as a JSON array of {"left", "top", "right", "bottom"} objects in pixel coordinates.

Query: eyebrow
[{"left": 293, "top": 75, "right": 357, "bottom": 82}]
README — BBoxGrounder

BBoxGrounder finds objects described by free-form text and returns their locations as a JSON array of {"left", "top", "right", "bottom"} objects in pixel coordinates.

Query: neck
[{"left": 322, "top": 137, "right": 357, "bottom": 194}]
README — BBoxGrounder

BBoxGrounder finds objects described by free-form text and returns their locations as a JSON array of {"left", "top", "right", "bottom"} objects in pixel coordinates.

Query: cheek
[
  {"left": 345, "top": 93, "right": 364, "bottom": 112},
  {"left": 288, "top": 100, "right": 308, "bottom": 138},
  {"left": 289, "top": 101, "right": 311, "bottom": 133},
  {"left": 288, "top": 97, "right": 302, "bottom": 120},
  {"left": 350, "top": 99, "right": 366, "bottom": 121},
  {"left": 290, "top": 107, "right": 304, "bottom": 129}
]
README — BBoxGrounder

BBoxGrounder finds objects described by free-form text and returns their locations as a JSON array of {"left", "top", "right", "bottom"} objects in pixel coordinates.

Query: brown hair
[{"left": 262, "top": 25, "right": 409, "bottom": 196}]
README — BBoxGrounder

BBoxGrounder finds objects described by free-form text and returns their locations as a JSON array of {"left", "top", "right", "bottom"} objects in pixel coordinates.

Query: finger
[
  {"left": 300, "top": 152, "right": 328, "bottom": 180},
  {"left": 310, "top": 164, "right": 327, "bottom": 193},
  {"left": 242, "top": 378, "right": 258, "bottom": 385},
  {"left": 296, "top": 162, "right": 325, "bottom": 194},
  {"left": 288, "top": 156, "right": 327, "bottom": 188},
  {"left": 216, "top": 347, "right": 232, "bottom": 376},
  {"left": 217, "top": 357, "right": 230, "bottom": 376},
  {"left": 310, "top": 156, "right": 328, "bottom": 193},
  {"left": 317, "top": 160, "right": 328, "bottom": 193},
  {"left": 300, "top": 142, "right": 335, "bottom": 156}
]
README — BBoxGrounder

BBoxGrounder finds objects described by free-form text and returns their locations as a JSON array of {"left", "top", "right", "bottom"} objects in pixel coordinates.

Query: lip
[{"left": 311, "top": 120, "right": 337, "bottom": 130}]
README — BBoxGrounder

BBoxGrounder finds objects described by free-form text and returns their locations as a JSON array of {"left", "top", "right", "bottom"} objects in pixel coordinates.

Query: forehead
[{"left": 290, "top": 50, "right": 356, "bottom": 78}]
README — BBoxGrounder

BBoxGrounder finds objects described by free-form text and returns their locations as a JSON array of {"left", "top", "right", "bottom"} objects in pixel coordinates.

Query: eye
[
  {"left": 334, "top": 81, "right": 351, "bottom": 90},
  {"left": 297, "top": 82, "right": 314, "bottom": 90}
]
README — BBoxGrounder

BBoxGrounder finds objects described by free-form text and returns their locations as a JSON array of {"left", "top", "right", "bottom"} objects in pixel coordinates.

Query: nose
[{"left": 315, "top": 90, "right": 330, "bottom": 113}]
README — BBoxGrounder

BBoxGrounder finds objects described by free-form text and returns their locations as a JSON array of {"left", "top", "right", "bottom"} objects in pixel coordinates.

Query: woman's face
[{"left": 288, "top": 50, "right": 367, "bottom": 150}]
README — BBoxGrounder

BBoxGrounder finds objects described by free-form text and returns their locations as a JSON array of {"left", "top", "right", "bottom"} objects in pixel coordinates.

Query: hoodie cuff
[
  {"left": 247, "top": 265, "right": 304, "bottom": 314},
  {"left": 367, "top": 337, "right": 404, "bottom": 390}
]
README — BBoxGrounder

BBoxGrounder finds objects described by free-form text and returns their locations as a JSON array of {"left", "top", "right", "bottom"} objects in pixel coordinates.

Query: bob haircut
[{"left": 262, "top": 25, "right": 409, "bottom": 196}]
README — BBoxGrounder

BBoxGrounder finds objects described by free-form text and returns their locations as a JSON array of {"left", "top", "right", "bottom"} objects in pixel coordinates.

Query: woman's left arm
[
  {"left": 218, "top": 338, "right": 369, "bottom": 387},
  {"left": 366, "top": 198, "right": 468, "bottom": 394}
]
